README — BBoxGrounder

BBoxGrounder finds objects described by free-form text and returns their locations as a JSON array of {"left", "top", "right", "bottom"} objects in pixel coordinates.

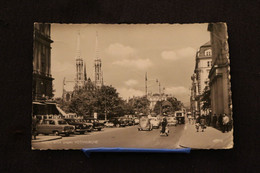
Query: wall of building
[{"left": 33, "top": 23, "right": 53, "bottom": 101}]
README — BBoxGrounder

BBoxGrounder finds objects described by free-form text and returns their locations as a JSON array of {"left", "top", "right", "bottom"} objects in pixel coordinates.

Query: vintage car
[
  {"left": 150, "top": 117, "right": 160, "bottom": 129},
  {"left": 167, "top": 116, "right": 178, "bottom": 126},
  {"left": 110, "top": 117, "right": 126, "bottom": 127},
  {"left": 127, "top": 118, "right": 135, "bottom": 126},
  {"left": 138, "top": 116, "right": 153, "bottom": 131},
  {"left": 77, "top": 119, "right": 93, "bottom": 132},
  {"left": 84, "top": 118, "right": 104, "bottom": 131},
  {"left": 104, "top": 121, "right": 115, "bottom": 127},
  {"left": 36, "top": 119, "right": 75, "bottom": 136},
  {"left": 133, "top": 118, "right": 139, "bottom": 125},
  {"left": 64, "top": 118, "right": 90, "bottom": 134}
]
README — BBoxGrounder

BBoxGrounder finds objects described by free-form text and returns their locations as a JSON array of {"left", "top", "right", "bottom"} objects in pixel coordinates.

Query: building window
[
  {"left": 207, "top": 61, "right": 210, "bottom": 67},
  {"left": 205, "top": 49, "right": 212, "bottom": 56}
]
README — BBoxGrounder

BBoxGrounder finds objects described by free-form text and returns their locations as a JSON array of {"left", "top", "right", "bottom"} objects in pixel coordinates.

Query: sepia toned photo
[{"left": 31, "top": 23, "right": 233, "bottom": 150}]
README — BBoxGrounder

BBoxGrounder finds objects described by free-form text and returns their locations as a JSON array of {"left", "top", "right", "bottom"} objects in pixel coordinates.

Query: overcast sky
[{"left": 51, "top": 23, "right": 210, "bottom": 106}]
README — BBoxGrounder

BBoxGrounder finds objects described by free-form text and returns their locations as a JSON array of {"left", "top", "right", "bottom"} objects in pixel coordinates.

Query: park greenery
[{"left": 56, "top": 84, "right": 184, "bottom": 118}]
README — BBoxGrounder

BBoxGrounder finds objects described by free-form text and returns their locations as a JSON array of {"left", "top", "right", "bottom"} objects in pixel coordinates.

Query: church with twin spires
[{"left": 63, "top": 31, "right": 103, "bottom": 102}]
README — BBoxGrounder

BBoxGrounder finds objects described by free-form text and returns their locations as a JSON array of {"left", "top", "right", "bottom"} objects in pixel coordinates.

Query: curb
[{"left": 32, "top": 136, "right": 62, "bottom": 143}]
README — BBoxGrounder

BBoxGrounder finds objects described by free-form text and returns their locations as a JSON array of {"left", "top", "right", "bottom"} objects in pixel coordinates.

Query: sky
[{"left": 51, "top": 23, "right": 210, "bottom": 106}]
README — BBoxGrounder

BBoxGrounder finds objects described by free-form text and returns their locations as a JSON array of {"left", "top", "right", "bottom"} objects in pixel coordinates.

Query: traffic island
[{"left": 178, "top": 123, "right": 233, "bottom": 149}]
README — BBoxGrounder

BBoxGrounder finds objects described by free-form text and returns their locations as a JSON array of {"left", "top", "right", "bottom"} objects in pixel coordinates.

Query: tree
[
  {"left": 59, "top": 85, "right": 128, "bottom": 118},
  {"left": 201, "top": 86, "right": 211, "bottom": 111},
  {"left": 153, "top": 96, "right": 183, "bottom": 115},
  {"left": 128, "top": 96, "right": 150, "bottom": 115}
]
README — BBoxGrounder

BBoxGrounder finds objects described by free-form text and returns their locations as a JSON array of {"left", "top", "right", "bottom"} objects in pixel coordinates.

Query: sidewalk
[
  {"left": 178, "top": 123, "right": 233, "bottom": 149},
  {"left": 31, "top": 135, "right": 62, "bottom": 143}
]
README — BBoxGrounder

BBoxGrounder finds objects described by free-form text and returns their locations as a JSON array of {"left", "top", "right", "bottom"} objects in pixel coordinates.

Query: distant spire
[
  {"left": 76, "top": 30, "right": 81, "bottom": 59},
  {"left": 95, "top": 31, "right": 99, "bottom": 60},
  {"left": 84, "top": 63, "right": 87, "bottom": 81}
]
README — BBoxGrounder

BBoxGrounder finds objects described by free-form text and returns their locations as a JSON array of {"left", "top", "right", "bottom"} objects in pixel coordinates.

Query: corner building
[
  {"left": 33, "top": 23, "right": 53, "bottom": 101},
  {"left": 207, "top": 23, "right": 232, "bottom": 118}
]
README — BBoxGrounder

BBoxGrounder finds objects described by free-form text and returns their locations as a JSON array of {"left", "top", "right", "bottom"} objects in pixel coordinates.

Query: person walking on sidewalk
[
  {"left": 218, "top": 114, "right": 223, "bottom": 131},
  {"left": 200, "top": 115, "right": 206, "bottom": 132},
  {"left": 195, "top": 115, "right": 201, "bottom": 132},
  {"left": 212, "top": 114, "right": 217, "bottom": 128},
  {"left": 32, "top": 115, "right": 38, "bottom": 140},
  {"left": 222, "top": 114, "right": 230, "bottom": 133}
]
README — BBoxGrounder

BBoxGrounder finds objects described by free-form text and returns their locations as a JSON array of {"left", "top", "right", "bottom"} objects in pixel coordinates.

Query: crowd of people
[{"left": 191, "top": 113, "right": 232, "bottom": 133}]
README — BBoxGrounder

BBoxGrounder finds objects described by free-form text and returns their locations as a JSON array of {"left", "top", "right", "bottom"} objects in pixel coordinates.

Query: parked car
[
  {"left": 77, "top": 119, "right": 93, "bottom": 132},
  {"left": 37, "top": 119, "right": 75, "bottom": 136},
  {"left": 110, "top": 117, "right": 126, "bottom": 127},
  {"left": 138, "top": 116, "right": 153, "bottom": 131},
  {"left": 104, "top": 121, "right": 114, "bottom": 127},
  {"left": 84, "top": 118, "right": 104, "bottom": 131},
  {"left": 133, "top": 118, "right": 139, "bottom": 125},
  {"left": 127, "top": 118, "right": 135, "bottom": 126},
  {"left": 150, "top": 117, "right": 160, "bottom": 129},
  {"left": 64, "top": 118, "right": 89, "bottom": 134},
  {"left": 167, "top": 116, "right": 178, "bottom": 126}
]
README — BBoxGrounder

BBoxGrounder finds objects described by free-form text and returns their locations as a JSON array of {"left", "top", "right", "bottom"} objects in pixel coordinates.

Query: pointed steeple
[
  {"left": 95, "top": 31, "right": 99, "bottom": 60},
  {"left": 76, "top": 30, "right": 81, "bottom": 59},
  {"left": 84, "top": 63, "right": 87, "bottom": 81},
  {"left": 94, "top": 31, "right": 103, "bottom": 88}
]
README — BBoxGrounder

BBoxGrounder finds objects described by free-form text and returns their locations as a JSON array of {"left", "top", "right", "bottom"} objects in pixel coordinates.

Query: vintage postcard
[{"left": 32, "top": 23, "right": 233, "bottom": 150}]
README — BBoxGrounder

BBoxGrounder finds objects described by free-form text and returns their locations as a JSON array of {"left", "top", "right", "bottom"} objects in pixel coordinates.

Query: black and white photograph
[{"left": 31, "top": 23, "right": 233, "bottom": 150}]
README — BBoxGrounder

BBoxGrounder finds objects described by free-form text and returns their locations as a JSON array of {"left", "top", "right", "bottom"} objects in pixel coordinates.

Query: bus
[{"left": 174, "top": 111, "right": 185, "bottom": 124}]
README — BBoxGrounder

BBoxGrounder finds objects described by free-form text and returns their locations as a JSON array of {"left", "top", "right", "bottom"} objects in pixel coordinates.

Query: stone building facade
[
  {"left": 190, "top": 42, "right": 212, "bottom": 116},
  {"left": 33, "top": 23, "right": 54, "bottom": 101},
  {"left": 207, "top": 23, "right": 232, "bottom": 118}
]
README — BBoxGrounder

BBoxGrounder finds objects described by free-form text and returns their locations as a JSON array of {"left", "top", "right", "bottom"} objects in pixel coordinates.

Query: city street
[{"left": 32, "top": 125, "right": 185, "bottom": 150}]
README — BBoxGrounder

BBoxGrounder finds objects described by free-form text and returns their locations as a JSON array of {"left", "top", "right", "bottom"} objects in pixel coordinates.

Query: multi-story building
[
  {"left": 207, "top": 23, "right": 232, "bottom": 119},
  {"left": 190, "top": 41, "right": 212, "bottom": 116},
  {"left": 33, "top": 23, "right": 54, "bottom": 101}
]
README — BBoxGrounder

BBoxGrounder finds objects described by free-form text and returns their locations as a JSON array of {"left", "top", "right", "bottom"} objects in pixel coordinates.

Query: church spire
[
  {"left": 76, "top": 30, "right": 81, "bottom": 59},
  {"left": 94, "top": 31, "right": 103, "bottom": 88},
  {"left": 84, "top": 63, "right": 87, "bottom": 81}
]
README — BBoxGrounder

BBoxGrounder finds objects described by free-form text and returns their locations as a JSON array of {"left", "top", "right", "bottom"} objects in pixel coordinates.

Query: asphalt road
[{"left": 32, "top": 124, "right": 185, "bottom": 150}]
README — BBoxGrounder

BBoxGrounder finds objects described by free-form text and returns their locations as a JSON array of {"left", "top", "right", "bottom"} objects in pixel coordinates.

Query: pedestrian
[
  {"left": 218, "top": 114, "right": 223, "bottom": 131},
  {"left": 32, "top": 115, "right": 38, "bottom": 140},
  {"left": 195, "top": 115, "right": 201, "bottom": 132},
  {"left": 160, "top": 117, "right": 168, "bottom": 135},
  {"left": 200, "top": 114, "right": 206, "bottom": 132},
  {"left": 212, "top": 114, "right": 217, "bottom": 128},
  {"left": 188, "top": 114, "right": 192, "bottom": 124},
  {"left": 222, "top": 114, "right": 230, "bottom": 133}
]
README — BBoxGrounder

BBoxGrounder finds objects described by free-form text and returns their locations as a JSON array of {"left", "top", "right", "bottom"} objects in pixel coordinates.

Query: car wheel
[
  {"left": 65, "top": 133, "right": 70, "bottom": 136},
  {"left": 53, "top": 131, "right": 59, "bottom": 136},
  {"left": 98, "top": 128, "right": 101, "bottom": 131},
  {"left": 80, "top": 131, "right": 85, "bottom": 134}
]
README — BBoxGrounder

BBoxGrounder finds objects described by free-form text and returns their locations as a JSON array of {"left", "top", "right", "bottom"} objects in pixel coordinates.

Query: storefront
[{"left": 32, "top": 101, "right": 67, "bottom": 119}]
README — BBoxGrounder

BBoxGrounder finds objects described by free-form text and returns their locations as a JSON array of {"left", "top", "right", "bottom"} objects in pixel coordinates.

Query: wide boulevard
[{"left": 32, "top": 125, "right": 185, "bottom": 150}]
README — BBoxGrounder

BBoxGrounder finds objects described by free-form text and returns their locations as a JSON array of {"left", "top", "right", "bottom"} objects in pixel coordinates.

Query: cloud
[
  {"left": 112, "top": 58, "right": 153, "bottom": 70},
  {"left": 125, "top": 79, "right": 138, "bottom": 86},
  {"left": 117, "top": 87, "right": 144, "bottom": 99},
  {"left": 177, "top": 47, "right": 196, "bottom": 58},
  {"left": 161, "top": 51, "right": 178, "bottom": 60},
  {"left": 106, "top": 43, "right": 136, "bottom": 58},
  {"left": 161, "top": 47, "right": 196, "bottom": 61},
  {"left": 164, "top": 86, "right": 189, "bottom": 96}
]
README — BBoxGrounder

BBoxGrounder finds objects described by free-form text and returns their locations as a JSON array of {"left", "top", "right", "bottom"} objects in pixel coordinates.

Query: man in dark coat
[
  {"left": 218, "top": 114, "right": 223, "bottom": 131},
  {"left": 161, "top": 117, "right": 168, "bottom": 134},
  {"left": 212, "top": 114, "right": 217, "bottom": 128}
]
